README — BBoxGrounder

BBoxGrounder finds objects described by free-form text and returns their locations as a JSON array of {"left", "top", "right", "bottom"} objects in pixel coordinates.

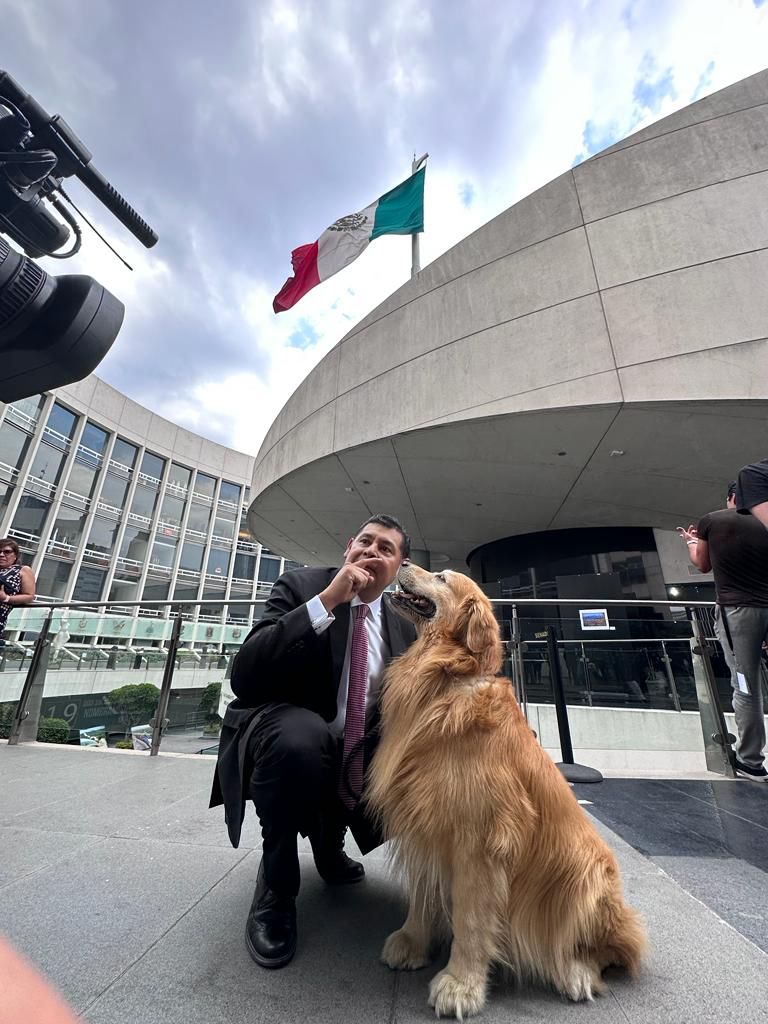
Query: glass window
[
  {"left": 159, "top": 493, "right": 185, "bottom": 526},
  {"left": 150, "top": 540, "right": 176, "bottom": 568},
  {"left": 186, "top": 504, "right": 210, "bottom": 534},
  {"left": 49, "top": 506, "right": 88, "bottom": 550},
  {"left": 46, "top": 403, "right": 77, "bottom": 439},
  {"left": 120, "top": 526, "right": 150, "bottom": 562},
  {"left": 140, "top": 451, "right": 165, "bottom": 481},
  {"left": 143, "top": 580, "right": 170, "bottom": 602},
  {"left": 11, "top": 494, "right": 51, "bottom": 537},
  {"left": 173, "top": 581, "right": 199, "bottom": 600},
  {"left": 219, "top": 481, "right": 241, "bottom": 505},
  {"left": 100, "top": 472, "right": 130, "bottom": 509},
  {"left": 233, "top": 551, "right": 256, "bottom": 580},
  {"left": 9, "top": 394, "right": 45, "bottom": 421},
  {"left": 284, "top": 559, "right": 304, "bottom": 571},
  {"left": 258, "top": 556, "right": 281, "bottom": 583},
  {"left": 112, "top": 438, "right": 138, "bottom": 468},
  {"left": 194, "top": 473, "right": 216, "bottom": 498},
  {"left": 28, "top": 444, "right": 66, "bottom": 485},
  {"left": 109, "top": 576, "right": 140, "bottom": 603},
  {"left": 212, "top": 516, "right": 236, "bottom": 539},
  {"left": 130, "top": 482, "right": 160, "bottom": 521},
  {"left": 80, "top": 422, "right": 109, "bottom": 454},
  {"left": 237, "top": 516, "right": 252, "bottom": 543},
  {"left": 36, "top": 558, "right": 72, "bottom": 599},
  {"left": 0, "top": 482, "right": 13, "bottom": 518},
  {"left": 0, "top": 422, "right": 32, "bottom": 472},
  {"left": 86, "top": 517, "right": 119, "bottom": 555},
  {"left": 207, "top": 548, "right": 231, "bottom": 577},
  {"left": 168, "top": 463, "right": 192, "bottom": 490},
  {"left": 179, "top": 541, "right": 205, "bottom": 572},
  {"left": 67, "top": 460, "right": 100, "bottom": 499},
  {"left": 72, "top": 565, "right": 106, "bottom": 602}
]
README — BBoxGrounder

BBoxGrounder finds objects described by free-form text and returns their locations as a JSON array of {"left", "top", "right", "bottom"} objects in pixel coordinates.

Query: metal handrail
[
  {"left": 4, "top": 591, "right": 729, "bottom": 766},
  {"left": 18, "top": 595, "right": 716, "bottom": 611}
]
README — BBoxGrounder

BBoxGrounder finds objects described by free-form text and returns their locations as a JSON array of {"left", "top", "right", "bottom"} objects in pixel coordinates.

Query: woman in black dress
[{"left": 0, "top": 539, "right": 36, "bottom": 638}]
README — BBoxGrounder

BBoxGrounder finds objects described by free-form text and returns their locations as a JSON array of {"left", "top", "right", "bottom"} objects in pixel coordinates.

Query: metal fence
[{"left": 0, "top": 594, "right": 746, "bottom": 776}]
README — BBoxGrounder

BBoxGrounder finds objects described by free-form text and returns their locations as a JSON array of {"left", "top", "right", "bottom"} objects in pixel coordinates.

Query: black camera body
[{"left": 0, "top": 70, "right": 157, "bottom": 403}]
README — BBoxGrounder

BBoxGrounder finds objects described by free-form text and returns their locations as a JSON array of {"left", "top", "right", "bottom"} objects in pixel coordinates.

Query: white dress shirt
[{"left": 305, "top": 592, "right": 389, "bottom": 737}]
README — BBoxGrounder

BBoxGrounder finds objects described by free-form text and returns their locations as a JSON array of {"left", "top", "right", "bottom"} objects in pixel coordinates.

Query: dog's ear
[{"left": 455, "top": 595, "right": 499, "bottom": 655}]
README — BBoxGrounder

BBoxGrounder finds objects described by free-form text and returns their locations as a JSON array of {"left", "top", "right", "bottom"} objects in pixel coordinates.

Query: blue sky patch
[
  {"left": 458, "top": 180, "right": 475, "bottom": 207},
  {"left": 634, "top": 62, "right": 676, "bottom": 113},
  {"left": 693, "top": 61, "right": 716, "bottom": 100},
  {"left": 288, "top": 319, "right": 319, "bottom": 350}
]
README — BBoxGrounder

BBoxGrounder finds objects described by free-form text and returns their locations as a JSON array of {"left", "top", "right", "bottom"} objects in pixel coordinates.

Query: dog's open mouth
[{"left": 391, "top": 587, "right": 436, "bottom": 619}]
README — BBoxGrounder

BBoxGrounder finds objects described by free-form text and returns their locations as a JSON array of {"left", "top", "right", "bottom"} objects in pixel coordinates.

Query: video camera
[{"left": 0, "top": 69, "right": 157, "bottom": 403}]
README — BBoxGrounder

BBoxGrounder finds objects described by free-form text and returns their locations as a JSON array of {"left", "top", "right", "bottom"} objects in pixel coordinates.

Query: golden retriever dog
[{"left": 366, "top": 564, "right": 646, "bottom": 1019}]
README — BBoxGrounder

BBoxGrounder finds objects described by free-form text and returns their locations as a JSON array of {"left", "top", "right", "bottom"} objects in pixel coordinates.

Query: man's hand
[
  {"left": 318, "top": 559, "right": 379, "bottom": 613},
  {"left": 677, "top": 525, "right": 698, "bottom": 544}
]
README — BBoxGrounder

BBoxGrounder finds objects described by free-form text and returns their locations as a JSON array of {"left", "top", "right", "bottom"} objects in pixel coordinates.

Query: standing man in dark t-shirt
[
  {"left": 681, "top": 481, "right": 768, "bottom": 781},
  {"left": 735, "top": 458, "right": 768, "bottom": 530}
]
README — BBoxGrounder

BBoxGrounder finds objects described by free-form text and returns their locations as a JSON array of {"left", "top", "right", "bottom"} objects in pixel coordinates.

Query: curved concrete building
[{"left": 249, "top": 70, "right": 768, "bottom": 595}]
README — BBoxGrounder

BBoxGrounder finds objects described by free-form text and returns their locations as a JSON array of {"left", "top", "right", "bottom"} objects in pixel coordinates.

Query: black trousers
[{"left": 247, "top": 702, "right": 354, "bottom": 898}]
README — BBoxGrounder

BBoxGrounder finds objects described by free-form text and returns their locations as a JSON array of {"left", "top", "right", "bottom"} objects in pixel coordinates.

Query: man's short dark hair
[
  {"left": 727, "top": 480, "right": 738, "bottom": 502},
  {"left": 355, "top": 514, "right": 411, "bottom": 559}
]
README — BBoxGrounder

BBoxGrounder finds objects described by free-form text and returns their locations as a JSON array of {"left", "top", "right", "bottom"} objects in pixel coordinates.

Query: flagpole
[{"left": 411, "top": 152, "right": 428, "bottom": 277}]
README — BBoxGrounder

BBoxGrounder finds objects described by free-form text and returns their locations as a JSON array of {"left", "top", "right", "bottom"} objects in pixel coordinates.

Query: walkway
[{"left": 1, "top": 742, "right": 766, "bottom": 1023}]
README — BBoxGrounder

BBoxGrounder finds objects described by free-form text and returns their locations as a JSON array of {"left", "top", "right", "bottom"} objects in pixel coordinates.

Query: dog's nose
[{"left": 401, "top": 559, "right": 410, "bottom": 567}]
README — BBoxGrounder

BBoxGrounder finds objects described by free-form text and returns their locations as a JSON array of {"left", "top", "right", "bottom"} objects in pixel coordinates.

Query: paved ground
[{"left": 1, "top": 741, "right": 766, "bottom": 1024}]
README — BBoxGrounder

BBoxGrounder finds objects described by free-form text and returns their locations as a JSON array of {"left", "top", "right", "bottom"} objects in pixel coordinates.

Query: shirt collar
[{"left": 351, "top": 593, "right": 383, "bottom": 617}]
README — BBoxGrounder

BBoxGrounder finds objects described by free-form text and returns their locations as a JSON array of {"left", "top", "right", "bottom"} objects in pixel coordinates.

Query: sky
[{"left": 3, "top": 0, "right": 768, "bottom": 456}]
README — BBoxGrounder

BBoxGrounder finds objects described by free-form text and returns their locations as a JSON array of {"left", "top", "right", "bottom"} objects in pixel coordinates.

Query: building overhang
[{"left": 248, "top": 399, "right": 768, "bottom": 569}]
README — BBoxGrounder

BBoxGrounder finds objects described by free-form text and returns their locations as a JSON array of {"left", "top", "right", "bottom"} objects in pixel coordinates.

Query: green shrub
[
  {"left": 37, "top": 717, "right": 71, "bottom": 744},
  {"left": 115, "top": 738, "right": 134, "bottom": 750},
  {"left": 105, "top": 683, "right": 160, "bottom": 737},
  {"left": 198, "top": 682, "right": 222, "bottom": 722},
  {"left": 0, "top": 702, "right": 16, "bottom": 739}
]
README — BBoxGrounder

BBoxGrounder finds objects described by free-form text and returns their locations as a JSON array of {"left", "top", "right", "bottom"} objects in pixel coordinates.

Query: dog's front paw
[
  {"left": 558, "top": 959, "right": 605, "bottom": 1002},
  {"left": 381, "top": 928, "right": 431, "bottom": 970},
  {"left": 428, "top": 969, "right": 486, "bottom": 1019}
]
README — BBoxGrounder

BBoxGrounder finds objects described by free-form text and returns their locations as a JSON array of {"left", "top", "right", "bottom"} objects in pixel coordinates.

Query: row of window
[{"left": 0, "top": 394, "right": 297, "bottom": 611}]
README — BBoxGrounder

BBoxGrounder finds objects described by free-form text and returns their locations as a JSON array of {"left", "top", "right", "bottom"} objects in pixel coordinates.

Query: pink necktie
[{"left": 339, "top": 604, "right": 369, "bottom": 809}]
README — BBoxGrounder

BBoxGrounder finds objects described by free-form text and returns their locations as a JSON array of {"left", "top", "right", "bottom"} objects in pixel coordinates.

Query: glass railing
[{"left": 1, "top": 594, "right": 752, "bottom": 776}]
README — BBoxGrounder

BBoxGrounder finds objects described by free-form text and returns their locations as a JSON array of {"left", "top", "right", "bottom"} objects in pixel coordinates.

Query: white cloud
[{"left": 11, "top": 0, "right": 768, "bottom": 461}]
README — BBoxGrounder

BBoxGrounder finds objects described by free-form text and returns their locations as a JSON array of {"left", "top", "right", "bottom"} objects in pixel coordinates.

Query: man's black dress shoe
[
  {"left": 245, "top": 860, "right": 297, "bottom": 968},
  {"left": 311, "top": 825, "right": 365, "bottom": 885}
]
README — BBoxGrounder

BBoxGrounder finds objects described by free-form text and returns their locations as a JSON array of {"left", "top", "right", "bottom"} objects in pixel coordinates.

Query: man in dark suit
[{"left": 210, "top": 514, "right": 416, "bottom": 969}]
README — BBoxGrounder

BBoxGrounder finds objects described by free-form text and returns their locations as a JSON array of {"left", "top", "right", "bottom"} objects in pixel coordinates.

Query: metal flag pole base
[{"left": 557, "top": 762, "right": 604, "bottom": 784}]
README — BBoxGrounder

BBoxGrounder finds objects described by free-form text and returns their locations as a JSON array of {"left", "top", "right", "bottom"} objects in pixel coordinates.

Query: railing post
[
  {"left": 149, "top": 609, "right": 183, "bottom": 756},
  {"left": 7, "top": 610, "right": 54, "bottom": 745},
  {"left": 511, "top": 604, "right": 528, "bottom": 720},
  {"left": 689, "top": 609, "right": 737, "bottom": 777},
  {"left": 545, "top": 625, "right": 602, "bottom": 784},
  {"left": 661, "top": 640, "right": 682, "bottom": 712}
]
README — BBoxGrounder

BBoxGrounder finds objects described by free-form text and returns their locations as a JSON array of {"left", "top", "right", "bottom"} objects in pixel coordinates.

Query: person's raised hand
[
  {"left": 318, "top": 559, "right": 378, "bottom": 612},
  {"left": 677, "top": 525, "right": 698, "bottom": 544}
]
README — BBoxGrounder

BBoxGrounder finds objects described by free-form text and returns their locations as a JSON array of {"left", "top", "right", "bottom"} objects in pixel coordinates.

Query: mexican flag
[{"left": 272, "top": 167, "right": 425, "bottom": 313}]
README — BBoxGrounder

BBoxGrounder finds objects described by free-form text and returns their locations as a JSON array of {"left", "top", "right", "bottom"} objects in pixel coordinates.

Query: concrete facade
[{"left": 247, "top": 70, "right": 768, "bottom": 570}]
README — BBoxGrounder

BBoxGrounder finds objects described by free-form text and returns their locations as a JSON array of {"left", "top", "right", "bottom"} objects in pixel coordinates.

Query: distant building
[{"left": 0, "top": 376, "right": 301, "bottom": 649}]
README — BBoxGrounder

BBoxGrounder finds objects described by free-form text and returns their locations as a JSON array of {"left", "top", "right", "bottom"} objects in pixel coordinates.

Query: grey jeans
[{"left": 714, "top": 605, "right": 768, "bottom": 768}]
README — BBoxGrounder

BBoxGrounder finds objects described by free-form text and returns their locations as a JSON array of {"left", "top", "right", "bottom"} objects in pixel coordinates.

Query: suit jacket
[{"left": 209, "top": 567, "right": 415, "bottom": 852}]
